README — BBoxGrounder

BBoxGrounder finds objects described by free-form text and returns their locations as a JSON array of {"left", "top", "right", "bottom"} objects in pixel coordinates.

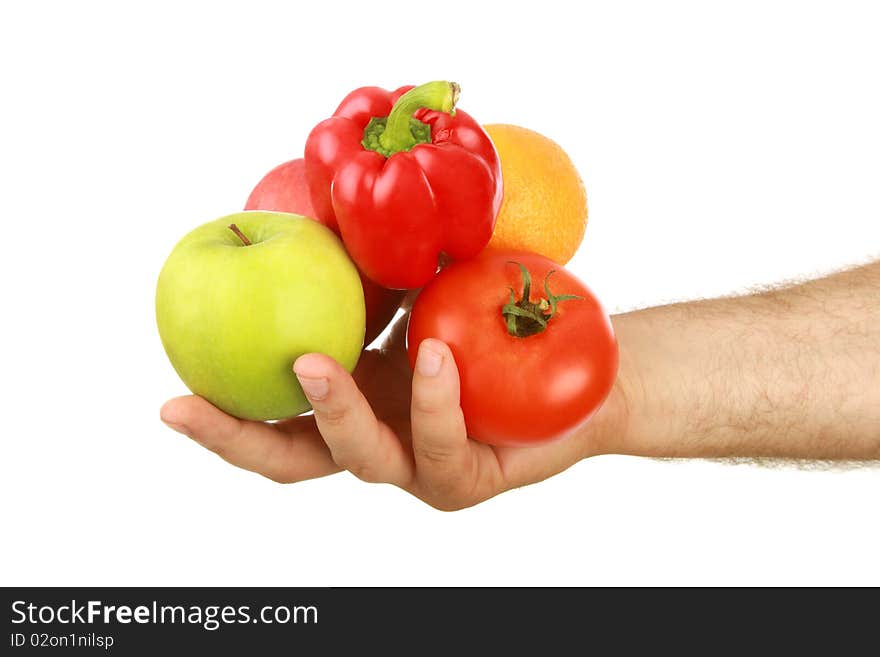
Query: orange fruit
[{"left": 484, "top": 124, "right": 587, "bottom": 264}]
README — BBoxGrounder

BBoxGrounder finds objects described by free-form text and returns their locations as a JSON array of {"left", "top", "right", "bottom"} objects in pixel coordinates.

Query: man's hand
[
  {"left": 160, "top": 315, "right": 624, "bottom": 511},
  {"left": 161, "top": 261, "right": 880, "bottom": 510}
]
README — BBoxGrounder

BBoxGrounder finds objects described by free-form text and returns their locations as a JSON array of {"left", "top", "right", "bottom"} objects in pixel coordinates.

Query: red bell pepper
[{"left": 305, "top": 81, "right": 503, "bottom": 290}]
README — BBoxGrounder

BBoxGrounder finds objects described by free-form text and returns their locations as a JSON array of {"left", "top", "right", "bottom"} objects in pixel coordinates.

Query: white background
[{"left": 1, "top": 1, "right": 878, "bottom": 586}]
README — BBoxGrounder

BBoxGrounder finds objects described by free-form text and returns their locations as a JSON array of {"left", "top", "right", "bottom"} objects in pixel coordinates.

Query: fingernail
[
  {"left": 416, "top": 343, "right": 443, "bottom": 377},
  {"left": 297, "top": 375, "right": 330, "bottom": 401}
]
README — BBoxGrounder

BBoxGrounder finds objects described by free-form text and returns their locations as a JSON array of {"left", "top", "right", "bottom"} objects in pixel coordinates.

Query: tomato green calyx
[
  {"left": 362, "top": 81, "right": 460, "bottom": 157},
  {"left": 502, "top": 262, "right": 582, "bottom": 338},
  {"left": 228, "top": 223, "right": 252, "bottom": 246}
]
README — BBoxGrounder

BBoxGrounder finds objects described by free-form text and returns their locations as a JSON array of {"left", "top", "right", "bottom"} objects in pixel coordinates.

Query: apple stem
[{"left": 228, "top": 223, "right": 252, "bottom": 246}]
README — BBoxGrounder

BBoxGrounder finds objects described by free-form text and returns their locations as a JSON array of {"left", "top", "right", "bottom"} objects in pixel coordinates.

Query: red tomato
[
  {"left": 245, "top": 158, "right": 404, "bottom": 345},
  {"left": 407, "top": 250, "right": 618, "bottom": 446}
]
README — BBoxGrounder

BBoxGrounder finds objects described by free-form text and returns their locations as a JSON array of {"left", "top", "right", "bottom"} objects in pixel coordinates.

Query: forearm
[{"left": 608, "top": 262, "right": 880, "bottom": 459}]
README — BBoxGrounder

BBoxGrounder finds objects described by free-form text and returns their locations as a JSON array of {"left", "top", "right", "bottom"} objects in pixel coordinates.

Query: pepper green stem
[{"left": 377, "top": 81, "right": 460, "bottom": 155}]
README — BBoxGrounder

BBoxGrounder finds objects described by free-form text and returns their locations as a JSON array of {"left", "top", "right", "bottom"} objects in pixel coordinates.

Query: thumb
[{"left": 409, "top": 339, "right": 472, "bottom": 495}]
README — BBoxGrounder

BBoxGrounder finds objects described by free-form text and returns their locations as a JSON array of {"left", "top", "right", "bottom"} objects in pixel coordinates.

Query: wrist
[
  {"left": 581, "top": 309, "right": 682, "bottom": 458},
  {"left": 576, "top": 313, "right": 643, "bottom": 458}
]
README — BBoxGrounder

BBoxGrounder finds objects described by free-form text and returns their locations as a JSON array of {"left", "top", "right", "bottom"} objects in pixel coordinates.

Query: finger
[
  {"left": 160, "top": 395, "right": 339, "bottom": 483},
  {"left": 409, "top": 339, "right": 474, "bottom": 496},
  {"left": 294, "top": 354, "right": 413, "bottom": 486}
]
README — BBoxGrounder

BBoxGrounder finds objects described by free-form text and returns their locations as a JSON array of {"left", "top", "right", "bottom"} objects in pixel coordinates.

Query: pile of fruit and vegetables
[{"left": 156, "top": 81, "right": 618, "bottom": 446}]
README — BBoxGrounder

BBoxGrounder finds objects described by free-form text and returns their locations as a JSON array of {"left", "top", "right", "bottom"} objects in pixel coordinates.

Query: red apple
[
  {"left": 245, "top": 158, "right": 315, "bottom": 216},
  {"left": 246, "top": 158, "right": 403, "bottom": 346}
]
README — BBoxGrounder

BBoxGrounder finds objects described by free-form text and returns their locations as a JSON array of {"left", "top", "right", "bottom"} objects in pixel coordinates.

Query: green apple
[{"left": 156, "top": 211, "right": 365, "bottom": 420}]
